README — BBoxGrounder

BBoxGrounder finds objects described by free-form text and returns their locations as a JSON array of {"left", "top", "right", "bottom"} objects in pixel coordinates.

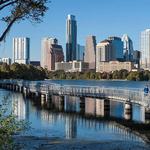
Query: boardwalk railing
[{"left": 0, "top": 80, "right": 150, "bottom": 107}]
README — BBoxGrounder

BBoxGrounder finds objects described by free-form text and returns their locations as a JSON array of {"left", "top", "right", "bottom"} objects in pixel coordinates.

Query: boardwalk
[{"left": 0, "top": 79, "right": 150, "bottom": 108}]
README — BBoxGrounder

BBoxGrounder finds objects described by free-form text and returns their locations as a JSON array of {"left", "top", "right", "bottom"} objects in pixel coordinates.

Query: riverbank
[
  {"left": 115, "top": 120, "right": 150, "bottom": 143},
  {"left": 14, "top": 136, "right": 150, "bottom": 150}
]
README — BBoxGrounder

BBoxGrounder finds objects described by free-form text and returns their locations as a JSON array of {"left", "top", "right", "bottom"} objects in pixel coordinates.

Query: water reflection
[{"left": 0, "top": 89, "right": 148, "bottom": 142}]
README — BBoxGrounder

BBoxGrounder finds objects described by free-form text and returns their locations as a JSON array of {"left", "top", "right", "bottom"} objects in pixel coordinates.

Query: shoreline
[{"left": 14, "top": 136, "right": 150, "bottom": 150}]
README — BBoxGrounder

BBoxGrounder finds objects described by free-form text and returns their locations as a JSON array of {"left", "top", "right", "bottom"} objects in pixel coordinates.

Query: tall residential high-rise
[
  {"left": 140, "top": 29, "right": 150, "bottom": 69},
  {"left": 66, "top": 14, "right": 77, "bottom": 62},
  {"left": 41, "top": 37, "right": 64, "bottom": 71},
  {"left": 76, "top": 44, "right": 85, "bottom": 61},
  {"left": 108, "top": 36, "right": 124, "bottom": 60},
  {"left": 84, "top": 35, "right": 96, "bottom": 70},
  {"left": 13, "top": 37, "right": 30, "bottom": 64},
  {"left": 122, "top": 34, "right": 134, "bottom": 61}
]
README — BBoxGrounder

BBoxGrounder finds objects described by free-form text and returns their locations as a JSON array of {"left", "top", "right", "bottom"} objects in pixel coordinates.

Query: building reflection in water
[
  {"left": 65, "top": 115, "right": 77, "bottom": 139},
  {"left": 8, "top": 92, "right": 146, "bottom": 142},
  {"left": 12, "top": 93, "right": 29, "bottom": 121}
]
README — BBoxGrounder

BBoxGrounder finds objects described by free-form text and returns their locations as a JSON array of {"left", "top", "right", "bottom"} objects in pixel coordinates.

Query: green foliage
[
  {"left": 0, "top": 63, "right": 47, "bottom": 80},
  {"left": 0, "top": 97, "right": 29, "bottom": 149},
  {"left": 1, "top": 63, "right": 150, "bottom": 81},
  {"left": 46, "top": 69, "right": 150, "bottom": 81},
  {"left": 0, "top": 0, "right": 49, "bottom": 42}
]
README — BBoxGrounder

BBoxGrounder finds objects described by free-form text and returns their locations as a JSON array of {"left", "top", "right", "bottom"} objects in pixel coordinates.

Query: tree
[
  {"left": 0, "top": 96, "right": 28, "bottom": 149},
  {"left": 0, "top": 0, "right": 49, "bottom": 42},
  {"left": 127, "top": 71, "right": 140, "bottom": 81}
]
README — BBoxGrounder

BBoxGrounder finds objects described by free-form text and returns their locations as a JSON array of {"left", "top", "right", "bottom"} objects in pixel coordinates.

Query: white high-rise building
[
  {"left": 140, "top": 29, "right": 150, "bottom": 69},
  {"left": 122, "top": 34, "right": 134, "bottom": 61},
  {"left": 13, "top": 37, "right": 30, "bottom": 64}
]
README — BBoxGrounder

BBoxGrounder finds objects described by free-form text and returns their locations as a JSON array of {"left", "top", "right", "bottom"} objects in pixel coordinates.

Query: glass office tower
[{"left": 66, "top": 15, "right": 77, "bottom": 62}]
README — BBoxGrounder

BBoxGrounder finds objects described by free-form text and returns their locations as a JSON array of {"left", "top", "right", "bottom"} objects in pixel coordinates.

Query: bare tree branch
[
  {"left": 0, "top": 0, "right": 17, "bottom": 11},
  {"left": 0, "top": 0, "right": 12, "bottom": 5},
  {"left": 0, "top": 0, "right": 49, "bottom": 42},
  {"left": 0, "top": 17, "right": 17, "bottom": 41}
]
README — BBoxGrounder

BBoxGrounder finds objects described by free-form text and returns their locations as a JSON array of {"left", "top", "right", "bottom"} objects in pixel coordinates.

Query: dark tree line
[
  {"left": 1, "top": 64, "right": 150, "bottom": 81},
  {"left": 47, "top": 69, "right": 150, "bottom": 81},
  {"left": 0, "top": 63, "right": 46, "bottom": 80}
]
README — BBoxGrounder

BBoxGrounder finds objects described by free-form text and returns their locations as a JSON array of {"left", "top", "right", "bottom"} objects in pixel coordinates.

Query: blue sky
[{"left": 0, "top": 0, "right": 150, "bottom": 61}]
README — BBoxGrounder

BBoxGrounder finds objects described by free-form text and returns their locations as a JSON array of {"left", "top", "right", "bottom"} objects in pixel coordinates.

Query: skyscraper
[
  {"left": 108, "top": 36, "right": 124, "bottom": 60},
  {"left": 96, "top": 40, "right": 113, "bottom": 62},
  {"left": 140, "top": 29, "right": 150, "bottom": 69},
  {"left": 122, "top": 34, "right": 134, "bottom": 61},
  {"left": 66, "top": 15, "right": 77, "bottom": 62},
  {"left": 76, "top": 44, "right": 85, "bottom": 61},
  {"left": 84, "top": 35, "right": 96, "bottom": 70},
  {"left": 41, "top": 37, "right": 64, "bottom": 71},
  {"left": 96, "top": 40, "right": 114, "bottom": 72},
  {"left": 13, "top": 37, "right": 30, "bottom": 64}
]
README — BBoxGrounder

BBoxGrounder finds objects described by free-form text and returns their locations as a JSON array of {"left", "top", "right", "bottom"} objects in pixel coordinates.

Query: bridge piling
[
  {"left": 124, "top": 101, "right": 132, "bottom": 120},
  {"left": 80, "top": 97, "right": 85, "bottom": 114},
  {"left": 104, "top": 99, "right": 110, "bottom": 117}
]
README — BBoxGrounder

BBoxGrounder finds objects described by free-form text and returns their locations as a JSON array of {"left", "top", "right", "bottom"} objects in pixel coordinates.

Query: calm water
[
  {"left": 44, "top": 80, "right": 150, "bottom": 89},
  {"left": 0, "top": 80, "right": 149, "bottom": 144}
]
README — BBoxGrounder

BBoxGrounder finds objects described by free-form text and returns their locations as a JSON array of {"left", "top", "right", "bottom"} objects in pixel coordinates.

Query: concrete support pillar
[
  {"left": 145, "top": 107, "right": 150, "bottom": 120},
  {"left": 104, "top": 99, "right": 110, "bottom": 117},
  {"left": 10, "top": 84, "right": 13, "bottom": 90},
  {"left": 23, "top": 87, "right": 27, "bottom": 97},
  {"left": 8, "top": 85, "right": 11, "bottom": 90},
  {"left": 124, "top": 101, "right": 132, "bottom": 120},
  {"left": 19, "top": 86, "right": 23, "bottom": 93},
  {"left": 80, "top": 97, "right": 85, "bottom": 114},
  {"left": 15, "top": 86, "right": 19, "bottom": 92},
  {"left": 59, "top": 96, "right": 64, "bottom": 111},
  {"left": 41, "top": 94, "right": 46, "bottom": 106},
  {"left": 6, "top": 84, "right": 9, "bottom": 90},
  {"left": 46, "top": 95, "right": 52, "bottom": 109},
  {"left": 35, "top": 92, "right": 40, "bottom": 98},
  {"left": 13, "top": 85, "right": 16, "bottom": 91}
]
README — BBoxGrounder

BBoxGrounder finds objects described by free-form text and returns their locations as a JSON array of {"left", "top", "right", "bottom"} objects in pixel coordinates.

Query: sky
[{"left": 0, "top": 0, "right": 150, "bottom": 61}]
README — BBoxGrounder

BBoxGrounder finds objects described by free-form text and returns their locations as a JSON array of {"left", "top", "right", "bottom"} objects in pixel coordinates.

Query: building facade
[
  {"left": 122, "top": 34, "right": 134, "bottom": 61},
  {"left": 133, "top": 50, "right": 141, "bottom": 69},
  {"left": 84, "top": 35, "right": 96, "bottom": 70},
  {"left": 96, "top": 40, "right": 113, "bottom": 62},
  {"left": 13, "top": 37, "right": 30, "bottom": 64},
  {"left": 96, "top": 61, "right": 134, "bottom": 73},
  {"left": 108, "top": 36, "right": 124, "bottom": 60},
  {"left": 55, "top": 61, "right": 89, "bottom": 72},
  {"left": 41, "top": 37, "right": 64, "bottom": 71},
  {"left": 140, "top": 29, "right": 150, "bottom": 69},
  {"left": 0, "top": 57, "right": 11, "bottom": 65},
  {"left": 66, "top": 15, "right": 77, "bottom": 62},
  {"left": 76, "top": 44, "right": 85, "bottom": 61},
  {"left": 30, "top": 61, "right": 40, "bottom": 67}
]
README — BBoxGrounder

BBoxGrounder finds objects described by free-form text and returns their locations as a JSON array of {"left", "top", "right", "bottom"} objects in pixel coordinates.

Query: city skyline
[{"left": 0, "top": 0, "right": 150, "bottom": 61}]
